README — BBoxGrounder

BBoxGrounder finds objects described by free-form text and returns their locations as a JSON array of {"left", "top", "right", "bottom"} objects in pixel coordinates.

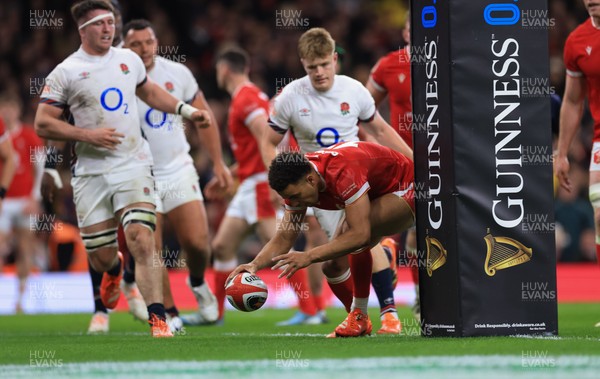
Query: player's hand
[
  {"left": 271, "top": 251, "right": 312, "bottom": 279},
  {"left": 41, "top": 172, "right": 58, "bottom": 203},
  {"left": 87, "top": 128, "right": 124, "bottom": 150},
  {"left": 204, "top": 176, "right": 225, "bottom": 201},
  {"left": 213, "top": 161, "right": 234, "bottom": 193},
  {"left": 226, "top": 263, "right": 258, "bottom": 286},
  {"left": 191, "top": 110, "right": 211, "bottom": 128},
  {"left": 554, "top": 154, "right": 571, "bottom": 192}
]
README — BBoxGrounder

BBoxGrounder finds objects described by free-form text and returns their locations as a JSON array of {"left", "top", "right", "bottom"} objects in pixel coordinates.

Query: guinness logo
[
  {"left": 484, "top": 229, "right": 532, "bottom": 277},
  {"left": 426, "top": 235, "right": 447, "bottom": 277}
]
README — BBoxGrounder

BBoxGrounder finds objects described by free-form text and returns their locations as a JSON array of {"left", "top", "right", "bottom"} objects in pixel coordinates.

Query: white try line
[{"left": 3, "top": 355, "right": 600, "bottom": 379}]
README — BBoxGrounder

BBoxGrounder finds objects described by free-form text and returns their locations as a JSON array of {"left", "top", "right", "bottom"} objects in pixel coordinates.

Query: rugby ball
[{"left": 225, "top": 272, "right": 268, "bottom": 312}]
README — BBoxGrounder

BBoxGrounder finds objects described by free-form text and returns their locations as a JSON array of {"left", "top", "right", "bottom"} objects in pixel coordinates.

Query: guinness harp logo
[
  {"left": 484, "top": 229, "right": 532, "bottom": 277},
  {"left": 426, "top": 236, "right": 447, "bottom": 277}
]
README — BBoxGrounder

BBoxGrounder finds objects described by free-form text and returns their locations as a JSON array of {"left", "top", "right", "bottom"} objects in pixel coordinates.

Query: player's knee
[
  {"left": 211, "top": 239, "right": 230, "bottom": 261},
  {"left": 180, "top": 234, "right": 209, "bottom": 257},
  {"left": 121, "top": 207, "right": 156, "bottom": 234},
  {"left": 88, "top": 251, "right": 116, "bottom": 272}
]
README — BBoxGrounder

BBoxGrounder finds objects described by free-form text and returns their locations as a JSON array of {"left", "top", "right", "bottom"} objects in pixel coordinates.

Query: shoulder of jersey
[
  {"left": 154, "top": 55, "right": 186, "bottom": 71},
  {"left": 569, "top": 18, "right": 595, "bottom": 39},
  {"left": 336, "top": 74, "right": 365, "bottom": 89}
]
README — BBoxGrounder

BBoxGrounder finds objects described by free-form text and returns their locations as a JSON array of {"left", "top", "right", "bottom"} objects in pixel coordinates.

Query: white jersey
[
  {"left": 268, "top": 75, "right": 376, "bottom": 153},
  {"left": 41, "top": 46, "right": 152, "bottom": 176},
  {"left": 136, "top": 56, "right": 197, "bottom": 178}
]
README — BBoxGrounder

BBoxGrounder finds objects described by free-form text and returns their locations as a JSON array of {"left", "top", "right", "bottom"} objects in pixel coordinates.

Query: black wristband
[{"left": 0, "top": 187, "right": 6, "bottom": 199}]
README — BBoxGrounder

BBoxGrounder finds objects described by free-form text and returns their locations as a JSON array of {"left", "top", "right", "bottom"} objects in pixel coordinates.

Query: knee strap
[
  {"left": 121, "top": 207, "right": 156, "bottom": 232},
  {"left": 81, "top": 228, "right": 118, "bottom": 253}
]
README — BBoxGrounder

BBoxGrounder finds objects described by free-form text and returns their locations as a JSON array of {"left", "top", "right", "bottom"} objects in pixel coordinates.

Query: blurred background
[{"left": 0, "top": 0, "right": 596, "bottom": 289}]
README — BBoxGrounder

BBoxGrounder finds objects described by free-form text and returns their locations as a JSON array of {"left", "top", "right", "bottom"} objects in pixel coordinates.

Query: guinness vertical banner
[{"left": 411, "top": 0, "right": 558, "bottom": 337}]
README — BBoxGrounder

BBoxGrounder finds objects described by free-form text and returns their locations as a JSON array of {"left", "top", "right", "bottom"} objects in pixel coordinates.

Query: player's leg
[
  {"left": 149, "top": 212, "right": 183, "bottom": 332},
  {"left": 331, "top": 192, "right": 414, "bottom": 338},
  {"left": 588, "top": 169, "right": 600, "bottom": 327},
  {"left": 371, "top": 242, "right": 401, "bottom": 334},
  {"left": 168, "top": 200, "right": 218, "bottom": 325},
  {"left": 82, "top": 220, "right": 122, "bottom": 283},
  {"left": 117, "top": 224, "right": 148, "bottom": 323},
  {"left": 14, "top": 224, "right": 35, "bottom": 313},
  {"left": 0, "top": 200, "right": 19, "bottom": 311},
  {"left": 86, "top": 256, "right": 109, "bottom": 333},
  {"left": 207, "top": 215, "right": 250, "bottom": 324},
  {"left": 315, "top": 209, "right": 354, "bottom": 314},
  {"left": 109, "top": 164, "right": 172, "bottom": 336}
]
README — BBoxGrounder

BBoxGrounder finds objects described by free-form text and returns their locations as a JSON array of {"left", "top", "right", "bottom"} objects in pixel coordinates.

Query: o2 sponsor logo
[
  {"left": 484, "top": 2, "right": 520, "bottom": 26},
  {"left": 100, "top": 87, "right": 129, "bottom": 114},
  {"left": 421, "top": 1, "right": 437, "bottom": 29},
  {"left": 316, "top": 127, "right": 341, "bottom": 147}
]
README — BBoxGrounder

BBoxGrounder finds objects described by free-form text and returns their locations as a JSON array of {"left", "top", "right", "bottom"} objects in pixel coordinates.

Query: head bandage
[{"left": 78, "top": 12, "right": 114, "bottom": 30}]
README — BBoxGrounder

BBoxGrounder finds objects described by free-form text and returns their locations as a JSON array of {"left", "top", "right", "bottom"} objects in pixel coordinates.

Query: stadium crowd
[{"left": 0, "top": 0, "right": 596, "bottom": 283}]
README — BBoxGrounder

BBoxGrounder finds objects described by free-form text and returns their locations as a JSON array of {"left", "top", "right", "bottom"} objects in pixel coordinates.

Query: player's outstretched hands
[
  {"left": 226, "top": 263, "right": 258, "bottom": 287},
  {"left": 87, "top": 128, "right": 124, "bottom": 150},
  {"left": 191, "top": 109, "right": 211, "bottom": 128},
  {"left": 271, "top": 251, "right": 311, "bottom": 279},
  {"left": 554, "top": 154, "right": 571, "bottom": 192}
]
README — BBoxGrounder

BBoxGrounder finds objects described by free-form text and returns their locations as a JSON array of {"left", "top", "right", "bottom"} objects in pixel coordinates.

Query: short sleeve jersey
[
  {"left": 285, "top": 141, "right": 414, "bottom": 211},
  {"left": 228, "top": 83, "right": 270, "bottom": 182},
  {"left": 369, "top": 47, "right": 413, "bottom": 147},
  {"left": 136, "top": 56, "right": 197, "bottom": 178},
  {"left": 40, "top": 46, "right": 152, "bottom": 176},
  {"left": 268, "top": 75, "right": 376, "bottom": 153},
  {"left": 564, "top": 18, "right": 600, "bottom": 140},
  {"left": 4, "top": 125, "right": 43, "bottom": 198}
]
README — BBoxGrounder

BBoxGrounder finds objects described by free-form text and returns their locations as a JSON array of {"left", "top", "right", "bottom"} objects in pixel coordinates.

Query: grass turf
[{"left": 0, "top": 303, "right": 599, "bottom": 365}]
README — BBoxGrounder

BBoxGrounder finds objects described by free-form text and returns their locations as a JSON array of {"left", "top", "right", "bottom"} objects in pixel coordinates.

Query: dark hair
[
  {"left": 268, "top": 152, "right": 312, "bottom": 193},
  {"left": 216, "top": 48, "right": 250, "bottom": 74},
  {"left": 123, "top": 19, "right": 153, "bottom": 37},
  {"left": 70, "top": 0, "right": 114, "bottom": 24}
]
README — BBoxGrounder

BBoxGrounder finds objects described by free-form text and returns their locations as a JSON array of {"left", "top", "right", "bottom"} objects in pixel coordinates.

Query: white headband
[{"left": 78, "top": 12, "right": 114, "bottom": 30}]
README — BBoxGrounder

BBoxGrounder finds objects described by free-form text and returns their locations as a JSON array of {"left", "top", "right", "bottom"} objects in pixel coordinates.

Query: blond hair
[{"left": 297, "top": 28, "right": 335, "bottom": 60}]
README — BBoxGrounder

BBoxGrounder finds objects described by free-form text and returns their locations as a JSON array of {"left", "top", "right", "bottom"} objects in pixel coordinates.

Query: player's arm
[
  {"left": 555, "top": 74, "right": 586, "bottom": 192},
  {"left": 361, "top": 112, "right": 413, "bottom": 160},
  {"left": 260, "top": 127, "right": 285, "bottom": 168},
  {"left": 136, "top": 78, "right": 210, "bottom": 127},
  {"left": 0, "top": 137, "right": 16, "bottom": 205},
  {"left": 187, "top": 91, "right": 233, "bottom": 189},
  {"left": 273, "top": 194, "right": 372, "bottom": 279},
  {"left": 227, "top": 209, "right": 304, "bottom": 281},
  {"left": 34, "top": 104, "right": 124, "bottom": 149},
  {"left": 365, "top": 78, "right": 387, "bottom": 108}
]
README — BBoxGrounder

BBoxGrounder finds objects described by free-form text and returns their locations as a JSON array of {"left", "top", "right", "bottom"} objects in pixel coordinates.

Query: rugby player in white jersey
[
  {"left": 34, "top": 0, "right": 209, "bottom": 337},
  {"left": 122, "top": 19, "right": 232, "bottom": 330},
  {"left": 261, "top": 27, "right": 413, "bottom": 336}
]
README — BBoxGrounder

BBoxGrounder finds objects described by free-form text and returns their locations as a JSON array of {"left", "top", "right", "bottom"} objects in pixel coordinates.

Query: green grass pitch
[{"left": 1, "top": 304, "right": 599, "bottom": 378}]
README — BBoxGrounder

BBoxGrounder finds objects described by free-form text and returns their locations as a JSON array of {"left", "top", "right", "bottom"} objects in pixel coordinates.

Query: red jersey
[
  {"left": 228, "top": 83, "right": 270, "bottom": 182},
  {"left": 564, "top": 18, "right": 600, "bottom": 140},
  {"left": 0, "top": 118, "right": 6, "bottom": 141},
  {"left": 288, "top": 141, "right": 414, "bottom": 211},
  {"left": 369, "top": 47, "right": 413, "bottom": 147},
  {"left": 0, "top": 124, "right": 43, "bottom": 198}
]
